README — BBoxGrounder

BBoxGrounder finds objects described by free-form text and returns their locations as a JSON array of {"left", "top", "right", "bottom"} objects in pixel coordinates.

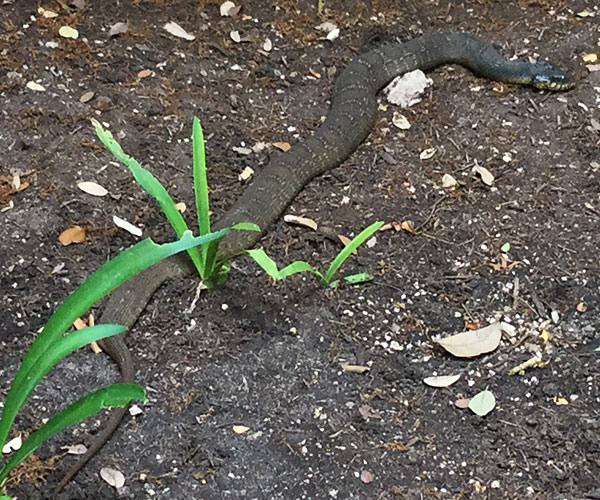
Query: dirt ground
[{"left": 1, "top": 0, "right": 599, "bottom": 499}]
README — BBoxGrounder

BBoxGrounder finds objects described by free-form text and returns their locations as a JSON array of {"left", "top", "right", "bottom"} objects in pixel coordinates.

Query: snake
[{"left": 55, "top": 31, "right": 573, "bottom": 491}]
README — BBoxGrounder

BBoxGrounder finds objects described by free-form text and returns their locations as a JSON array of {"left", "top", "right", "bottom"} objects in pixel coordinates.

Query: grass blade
[
  {"left": 93, "top": 120, "right": 204, "bottom": 275},
  {"left": 0, "top": 384, "right": 145, "bottom": 487},
  {"left": 323, "top": 221, "right": 383, "bottom": 284},
  {"left": 0, "top": 229, "right": 227, "bottom": 453}
]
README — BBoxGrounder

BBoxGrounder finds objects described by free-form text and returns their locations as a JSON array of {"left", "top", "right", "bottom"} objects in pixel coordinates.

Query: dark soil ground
[{"left": 1, "top": 1, "right": 599, "bottom": 499}]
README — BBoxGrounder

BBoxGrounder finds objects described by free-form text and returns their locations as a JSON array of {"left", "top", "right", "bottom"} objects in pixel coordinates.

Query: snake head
[{"left": 531, "top": 62, "right": 575, "bottom": 91}]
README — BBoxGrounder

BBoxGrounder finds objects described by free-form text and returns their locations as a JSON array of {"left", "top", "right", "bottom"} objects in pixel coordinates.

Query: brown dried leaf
[
  {"left": 272, "top": 141, "right": 291, "bottom": 152},
  {"left": 284, "top": 214, "right": 318, "bottom": 231},
  {"left": 58, "top": 225, "right": 86, "bottom": 245}
]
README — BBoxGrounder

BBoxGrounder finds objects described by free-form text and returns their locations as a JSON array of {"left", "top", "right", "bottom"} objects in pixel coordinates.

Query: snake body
[{"left": 56, "top": 32, "right": 573, "bottom": 490}]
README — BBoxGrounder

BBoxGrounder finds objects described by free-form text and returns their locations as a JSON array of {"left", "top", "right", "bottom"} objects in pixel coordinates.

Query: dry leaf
[
  {"left": 309, "top": 68, "right": 321, "bottom": 79},
  {"left": 113, "top": 215, "right": 142, "bottom": 236},
  {"left": 400, "top": 221, "right": 415, "bottom": 234},
  {"left": 58, "top": 225, "right": 86, "bottom": 245},
  {"left": 284, "top": 214, "right": 318, "bottom": 231},
  {"left": 26, "top": 81, "right": 46, "bottom": 92},
  {"left": 360, "top": 470, "right": 375, "bottom": 484},
  {"left": 272, "top": 141, "right": 291, "bottom": 152},
  {"left": 472, "top": 165, "right": 494, "bottom": 186},
  {"left": 442, "top": 173, "right": 457, "bottom": 188},
  {"left": 232, "top": 425, "right": 249, "bottom": 434},
  {"left": 392, "top": 112, "right": 411, "bottom": 130},
  {"left": 137, "top": 69, "right": 152, "bottom": 78},
  {"left": 38, "top": 7, "right": 58, "bottom": 18},
  {"left": 61, "top": 444, "right": 87, "bottom": 455},
  {"left": 220, "top": 1, "right": 236, "bottom": 16},
  {"left": 108, "top": 22, "right": 128, "bottom": 37},
  {"left": 59, "top": 26, "right": 79, "bottom": 39},
  {"left": 454, "top": 396, "right": 470, "bottom": 409},
  {"left": 238, "top": 166, "right": 254, "bottom": 181},
  {"left": 79, "top": 91, "right": 94, "bottom": 103},
  {"left": 423, "top": 374, "right": 461, "bottom": 388},
  {"left": 2, "top": 436, "right": 22, "bottom": 454},
  {"left": 100, "top": 467, "right": 125, "bottom": 488},
  {"left": 78, "top": 181, "right": 108, "bottom": 196},
  {"left": 420, "top": 147, "right": 436, "bottom": 160},
  {"left": 340, "top": 362, "right": 369, "bottom": 374},
  {"left": 438, "top": 322, "right": 509, "bottom": 358},
  {"left": 163, "top": 21, "right": 195, "bottom": 41},
  {"left": 489, "top": 255, "right": 520, "bottom": 272}
]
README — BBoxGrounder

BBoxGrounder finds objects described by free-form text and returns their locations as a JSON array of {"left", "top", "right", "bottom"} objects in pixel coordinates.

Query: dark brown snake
[{"left": 56, "top": 31, "right": 573, "bottom": 491}]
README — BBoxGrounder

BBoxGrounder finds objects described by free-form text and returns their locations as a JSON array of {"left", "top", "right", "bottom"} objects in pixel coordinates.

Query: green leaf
[
  {"left": 277, "top": 261, "right": 320, "bottom": 280},
  {"left": 93, "top": 120, "right": 204, "bottom": 276},
  {"left": 595, "top": 346, "right": 600, "bottom": 352},
  {"left": 501, "top": 242, "right": 510, "bottom": 253},
  {"left": 343, "top": 272, "right": 373, "bottom": 285},
  {"left": 323, "top": 221, "right": 383, "bottom": 284},
  {"left": 192, "top": 117, "right": 211, "bottom": 274},
  {"left": 232, "top": 222, "right": 260, "bottom": 232},
  {"left": 468, "top": 389, "right": 496, "bottom": 416},
  {"left": 0, "top": 229, "right": 227, "bottom": 454},
  {"left": 0, "top": 384, "right": 145, "bottom": 487},
  {"left": 246, "top": 248, "right": 280, "bottom": 278}
]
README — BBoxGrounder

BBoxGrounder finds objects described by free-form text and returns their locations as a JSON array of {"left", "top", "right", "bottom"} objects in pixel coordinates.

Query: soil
[{"left": 1, "top": 1, "right": 599, "bottom": 499}]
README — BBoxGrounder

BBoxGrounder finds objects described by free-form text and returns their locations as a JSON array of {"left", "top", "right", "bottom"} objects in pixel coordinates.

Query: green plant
[
  {"left": 93, "top": 118, "right": 258, "bottom": 288},
  {"left": 0, "top": 230, "right": 226, "bottom": 494},
  {"left": 246, "top": 220, "right": 384, "bottom": 287}
]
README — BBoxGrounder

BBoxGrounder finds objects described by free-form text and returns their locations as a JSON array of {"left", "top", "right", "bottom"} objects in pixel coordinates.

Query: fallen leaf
[
  {"left": 113, "top": 215, "right": 142, "bottom": 237},
  {"left": 420, "top": 147, "right": 436, "bottom": 160},
  {"left": 442, "top": 173, "right": 457, "bottom": 188},
  {"left": 232, "top": 425, "right": 249, "bottom": 434},
  {"left": 79, "top": 91, "right": 94, "bottom": 103},
  {"left": 78, "top": 181, "right": 108, "bottom": 196},
  {"left": 360, "top": 470, "right": 375, "bottom": 484},
  {"left": 238, "top": 166, "right": 254, "bottom": 181},
  {"left": 272, "top": 141, "right": 291, "bottom": 152},
  {"left": 468, "top": 390, "right": 496, "bottom": 416},
  {"left": 220, "top": 1, "right": 237, "bottom": 16},
  {"left": 38, "top": 7, "right": 58, "bottom": 18},
  {"left": 100, "top": 467, "right": 125, "bottom": 488},
  {"left": 400, "top": 220, "right": 415, "bottom": 234},
  {"left": 61, "top": 444, "right": 87, "bottom": 455},
  {"left": 501, "top": 242, "right": 510, "bottom": 253},
  {"left": 472, "top": 165, "right": 494, "bottom": 186},
  {"left": 137, "top": 69, "right": 152, "bottom": 78},
  {"left": 163, "top": 21, "right": 195, "bottom": 41},
  {"left": 58, "top": 225, "right": 86, "bottom": 245},
  {"left": 358, "top": 404, "right": 381, "bottom": 419},
  {"left": 576, "top": 9, "right": 593, "bottom": 17},
  {"left": 59, "top": 26, "right": 79, "bottom": 39},
  {"left": 340, "top": 362, "right": 370, "bottom": 374},
  {"left": 2, "top": 436, "right": 22, "bottom": 454},
  {"left": 108, "top": 22, "right": 128, "bottom": 37},
  {"left": 454, "top": 396, "right": 470, "bottom": 409},
  {"left": 489, "top": 255, "right": 520, "bottom": 272},
  {"left": 392, "top": 112, "right": 411, "bottom": 130},
  {"left": 309, "top": 68, "right": 321, "bottom": 79},
  {"left": 423, "top": 374, "right": 461, "bottom": 388},
  {"left": 382, "top": 440, "right": 410, "bottom": 451},
  {"left": 284, "top": 214, "right": 318, "bottom": 231},
  {"left": 26, "top": 81, "right": 46, "bottom": 92},
  {"left": 438, "top": 322, "right": 509, "bottom": 358},
  {"left": 129, "top": 405, "right": 143, "bottom": 416}
]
